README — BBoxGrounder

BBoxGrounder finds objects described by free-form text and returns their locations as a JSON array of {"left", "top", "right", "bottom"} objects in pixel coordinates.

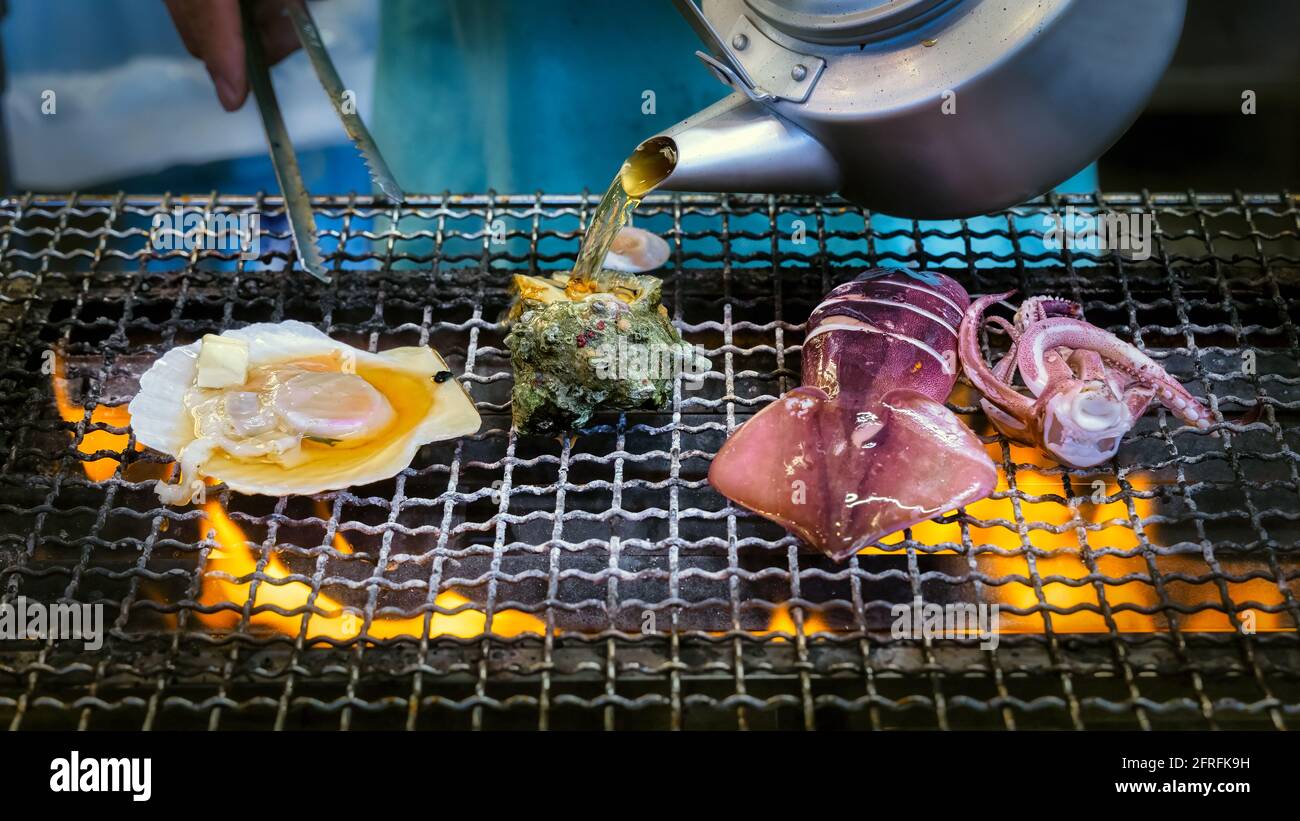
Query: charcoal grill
[{"left": 0, "top": 190, "right": 1297, "bottom": 730}]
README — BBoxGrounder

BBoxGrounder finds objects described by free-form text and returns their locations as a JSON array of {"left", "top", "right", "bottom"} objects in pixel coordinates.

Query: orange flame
[
  {"left": 196, "top": 499, "right": 547, "bottom": 641},
  {"left": 48, "top": 362, "right": 1289, "bottom": 636},
  {"left": 871, "top": 437, "right": 1293, "bottom": 633},
  {"left": 51, "top": 352, "right": 140, "bottom": 482},
  {"left": 762, "top": 602, "right": 830, "bottom": 641},
  {"left": 313, "top": 500, "right": 354, "bottom": 556}
]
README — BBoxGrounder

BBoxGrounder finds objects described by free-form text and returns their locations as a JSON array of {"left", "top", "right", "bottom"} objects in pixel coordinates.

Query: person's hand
[{"left": 164, "top": 0, "right": 301, "bottom": 111}]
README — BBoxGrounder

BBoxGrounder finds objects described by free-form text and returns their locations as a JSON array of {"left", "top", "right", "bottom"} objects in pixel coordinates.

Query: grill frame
[{"left": 0, "top": 189, "right": 1298, "bottom": 730}]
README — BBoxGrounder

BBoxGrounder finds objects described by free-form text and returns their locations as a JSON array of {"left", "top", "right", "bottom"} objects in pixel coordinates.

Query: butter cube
[{"left": 195, "top": 334, "right": 250, "bottom": 389}]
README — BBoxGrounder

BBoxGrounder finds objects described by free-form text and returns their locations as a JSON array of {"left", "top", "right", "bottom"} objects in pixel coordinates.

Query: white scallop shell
[
  {"left": 604, "top": 226, "right": 670, "bottom": 272},
  {"left": 127, "top": 321, "right": 480, "bottom": 497}
]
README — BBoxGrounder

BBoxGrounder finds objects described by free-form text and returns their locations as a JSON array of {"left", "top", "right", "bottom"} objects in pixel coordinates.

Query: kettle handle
[{"left": 671, "top": 0, "right": 762, "bottom": 95}]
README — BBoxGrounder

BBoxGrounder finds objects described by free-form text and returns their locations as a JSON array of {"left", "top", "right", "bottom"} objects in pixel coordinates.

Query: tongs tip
[{"left": 297, "top": 242, "right": 331, "bottom": 283}]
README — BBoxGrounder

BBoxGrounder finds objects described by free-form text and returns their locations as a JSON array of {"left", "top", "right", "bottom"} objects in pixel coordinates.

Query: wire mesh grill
[{"left": 0, "top": 190, "right": 1297, "bottom": 730}]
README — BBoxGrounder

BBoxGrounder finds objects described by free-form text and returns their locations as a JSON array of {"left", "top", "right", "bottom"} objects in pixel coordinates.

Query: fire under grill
[{"left": 0, "top": 190, "right": 1298, "bottom": 730}]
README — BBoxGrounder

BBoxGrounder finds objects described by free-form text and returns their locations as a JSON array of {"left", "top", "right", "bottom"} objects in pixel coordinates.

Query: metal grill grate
[{"left": 0, "top": 190, "right": 1298, "bottom": 730}]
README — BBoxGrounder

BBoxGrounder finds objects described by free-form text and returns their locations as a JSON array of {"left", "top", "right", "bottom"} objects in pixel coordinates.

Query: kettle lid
[{"left": 743, "top": 0, "right": 955, "bottom": 44}]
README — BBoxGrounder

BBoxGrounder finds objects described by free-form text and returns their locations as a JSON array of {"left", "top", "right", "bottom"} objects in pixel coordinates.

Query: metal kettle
[{"left": 648, "top": 0, "right": 1186, "bottom": 218}]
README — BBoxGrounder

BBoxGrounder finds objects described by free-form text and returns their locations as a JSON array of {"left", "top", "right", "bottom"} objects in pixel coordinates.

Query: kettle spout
[{"left": 645, "top": 93, "right": 840, "bottom": 195}]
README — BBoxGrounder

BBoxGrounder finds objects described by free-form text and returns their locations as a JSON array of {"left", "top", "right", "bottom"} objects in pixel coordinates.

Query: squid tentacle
[
  {"left": 992, "top": 345, "right": 1019, "bottom": 383},
  {"left": 959, "top": 291, "right": 1035, "bottom": 421},
  {"left": 984, "top": 315, "right": 1019, "bottom": 342},
  {"left": 1015, "top": 295, "right": 1082, "bottom": 333},
  {"left": 980, "top": 347, "right": 1034, "bottom": 440},
  {"left": 1122, "top": 383, "right": 1156, "bottom": 420},
  {"left": 1018, "top": 317, "right": 1212, "bottom": 430}
]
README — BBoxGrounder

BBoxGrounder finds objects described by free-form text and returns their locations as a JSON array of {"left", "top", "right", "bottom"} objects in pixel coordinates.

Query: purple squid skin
[{"left": 709, "top": 269, "right": 997, "bottom": 561}]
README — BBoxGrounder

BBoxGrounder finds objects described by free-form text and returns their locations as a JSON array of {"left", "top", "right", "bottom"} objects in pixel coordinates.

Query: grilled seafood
[
  {"left": 959, "top": 292, "right": 1213, "bottom": 468},
  {"left": 129, "top": 321, "right": 480, "bottom": 503},
  {"left": 505, "top": 270, "right": 702, "bottom": 433},
  {"left": 708, "top": 269, "right": 997, "bottom": 561}
]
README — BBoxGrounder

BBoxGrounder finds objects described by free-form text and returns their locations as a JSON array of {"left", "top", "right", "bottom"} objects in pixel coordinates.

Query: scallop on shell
[
  {"left": 603, "top": 226, "right": 670, "bottom": 273},
  {"left": 128, "top": 321, "right": 480, "bottom": 501}
]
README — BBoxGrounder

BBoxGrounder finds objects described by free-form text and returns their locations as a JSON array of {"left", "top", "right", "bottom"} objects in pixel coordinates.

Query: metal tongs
[{"left": 240, "top": 0, "right": 404, "bottom": 282}]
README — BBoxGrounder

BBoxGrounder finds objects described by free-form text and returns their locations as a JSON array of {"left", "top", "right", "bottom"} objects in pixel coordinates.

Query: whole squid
[
  {"left": 709, "top": 269, "right": 997, "bottom": 561},
  {"left": 959, "top": 291, "right": 1214, "bottom": 468}
]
